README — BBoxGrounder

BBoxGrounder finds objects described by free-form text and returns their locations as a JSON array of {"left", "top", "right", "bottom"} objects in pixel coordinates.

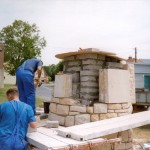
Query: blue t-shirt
[
  {"left": 0, "top": 100, "right": 35, "bottom": 140},
  {"left": 19, "top": 58, "right": 42, "bottom": 74}
]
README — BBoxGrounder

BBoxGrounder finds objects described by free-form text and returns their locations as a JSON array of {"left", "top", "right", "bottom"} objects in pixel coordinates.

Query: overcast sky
[{"left": 0, "top": 0, "right": 150, "bottom": 65}]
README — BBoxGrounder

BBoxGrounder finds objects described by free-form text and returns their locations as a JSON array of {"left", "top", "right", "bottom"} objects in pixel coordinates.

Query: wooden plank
[
  {"left": 64, "top": 111, "right": 150, "bottom": 141},
  {"left": 57, "top": 111, "right": 148, "bottom": 137}
]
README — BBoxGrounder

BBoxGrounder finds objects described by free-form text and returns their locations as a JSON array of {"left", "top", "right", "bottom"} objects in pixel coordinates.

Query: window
[{"left": 144, "top": 75, "right": 150, "bottom": 89}]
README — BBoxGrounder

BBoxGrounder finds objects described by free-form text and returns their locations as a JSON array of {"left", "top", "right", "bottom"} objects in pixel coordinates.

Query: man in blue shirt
[
  {"left": 16, "top": 58, "right": 43, "bottom": 113},
  {"left": 0, "top": 88, "right": 39, "bottom": 150}
]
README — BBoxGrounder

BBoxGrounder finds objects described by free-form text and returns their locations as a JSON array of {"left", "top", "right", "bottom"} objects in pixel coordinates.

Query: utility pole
[{"left": 135, "top": 47, "right": 137, "bottom": 62}]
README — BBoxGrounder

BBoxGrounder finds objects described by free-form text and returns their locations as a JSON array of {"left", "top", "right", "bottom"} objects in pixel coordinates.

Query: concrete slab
[{"left": 99, "top": 69, "right": 130, "bottom": 103}]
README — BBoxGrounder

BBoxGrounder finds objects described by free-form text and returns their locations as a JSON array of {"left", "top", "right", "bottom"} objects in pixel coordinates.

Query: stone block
[
  {"left": 66, "top": 66, "right": 81, "bottom": 72},
  {"left": 106, "top": 62, "right": 123, "bottom": 69},
  {"left": 80, "top": 88, "right": 98, "bottom": 93},
  {"left": 72, "top": 72, "right": 80, "bottom": 82},
  {"left": 65, "top": 116, "right": 75, "bottom": 127},
  {"left": 86, "top": 106, "right": 94, "bottom": 114},
  {"left": 59, "top": 98, "right": 78, "bottom": 106},
  {"left": 107, "top": 110, "right": 115, "bottom": 113},
  {"left": 97, "top": 60, "right": 104, "bottom": 65},
  {"left": 115, "top": 143, "right": 126, "bottom": 150},
  {"left": 54, "top": 74, "right": 72, "bottom": 97},
  {"left": 82, "top": 59, "right": 97, "bottom": 65},
  {"left": 69, "top": 112, "right": 80, "bottom": 115},
  {"left": 115, "top": 109, "right": 128, "bottom": 113},
  {"left": 48, "top": 113, "right": 65, "bottom": 126},
  {"left": 120, "top": 130, "right": 129, "bottom": 142},
  {"left": 50, "top": 98, "right": 60, "bottom": 103},
  {"left": 45, "top": 121, "right": 59, "bottom": 128},
  {"left": 75, "top": 114, "right": 90, "bottom": 125},
  {"left": 80, "top": 70, "right": 99, "bottom": 76},
  {"left": 72, "top": 83, "right": 80, "bottom": 94},
  {"left": 124, "top": 64, "right": 136, "bottom": 104},
  {"left": 97, "top": 55, "right": 105, "bottom": 60},
  {"left": 91, "top": 114, "right": 99, "bottom": 122},
  {"left": 83, "top": 65, "right": 102, "bottom": 70},
  {"left": 76, "top": 54, "right": 97, "bottom": 59},
  {"left": 80, "top": 93, "right": 98, "bottom": 100},
  {"left": 99, "top": 69, "right": 130, "bottom": 103},
  {"left": 100, "top": 113, "right": 117, "bottom": 120},
  {"left": 80, "top": 76, "right": 96, "bottom": 82},
  {"left": 70, "top": 106, "right": 86, "bottom": 113},
  {"left": 49, "top": 103, "right": 57, "bottom": 113},
  {"left": 81, "top": 81, "right": 98, "bottom": 87},
  {"left": 94, "top": 103, "right": 107, "bottom": 113},
  {"left": 122, "top": 103, "right": 130, "bottom": 109},
  {"left": 108, "top": 104, "right": 122, "bottom": 110},
  {"left": 67, "top": 61, "right": 81, "bottom": 66},
  {"left": 56, "top": 104, "right": 69, "bottom": 116}
]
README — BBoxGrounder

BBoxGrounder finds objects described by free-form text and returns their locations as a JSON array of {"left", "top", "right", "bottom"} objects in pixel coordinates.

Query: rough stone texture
[
  {"left": 59, "top": 98, "right": 78, "bottom": 106},
  {"left": 72, "top": 72, "right": 80, "bottom": 82},
  {"left": 117, "top": 113, "right": 128, "bottom": 117},
  {"left": 81, "top": 81, "right": 98, "bottom": 87},
  {"left": 54, "top": 74, "right": 72, "bottom": 98},
  {"left": 69, "top": 112, "right": 80, "bottom": 115},
  {"left": 48, "top": 113, "right": 65, "bottom": 126},
  {"left": 70, "top": 106, "right": 86, "bottom": 113},
  {"left": 80, "top": 93, "right": 98, "bottom": 100},
  {"left": 80, "top": 76, "right": 96, "bottom": 82},
  {"left": 80, "top": 88, "right": 98, "bottom": 93},
  {"left": 124, "top": 64, "right": 136, "bottom": 104},
  {"left": 108, "top": 104, "right": 122, "bottom": 110},
  {"left": 51, "top": 98, "right": 60, "bottom": 103},
  {"left": 83, "top": 65, "right": 102, "bottom": 70},
  {"left": 99, "top": 69, "right": 130, "bottom": 103},
  {"left": 115, "top": 109, "right": 128, "bottom": 113},
  {"left": 72, "top": 83, "right": 80, "bottom": 99},
  {"left": 86, "top": 106, "right": 94, "bottom": 114},
  {"left": 67, "top": 61, "right": 81, "bottom": 66},
  {"left": 56, "top": 104, "right": 69, "bottom": 116},
  {"left": 91, "top": 114, "right": 99, "bottom": 122},
  {"left": 97, "top": 55, "right": 105, "bottom": 60},
  {"left": 75, "top": 114, "right": 90, "bottom": 125},
  {"left": 94, "top": 103, "right": 107, "bottom": 113},
  {"left": 82, "top": 59, "right": 97, "bottom": 65},
  {"left": 65, "top": 116, "right": 75, "bottom": 127},
  {"left": 100, "top": 113, "right": 117, "bottom": 120},
  {"left": 107, "top": 110, "right": 115, "bottom": 113},
  {"left": 49, "top": 103, "right": 57, "bottom": 113},
  {"left": 106, "top": 62, "right": 124, "bottom": 69},
  {"left": 80, "top": 70, "right": 99, "bottom": 76},
  {"left": 66, "top": 66, "right": 81, "bottom": 72}
]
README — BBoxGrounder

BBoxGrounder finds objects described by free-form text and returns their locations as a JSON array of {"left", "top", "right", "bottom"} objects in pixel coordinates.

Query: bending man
[{"left": 16, "top": 58, "right": 43, "bottom": 113}]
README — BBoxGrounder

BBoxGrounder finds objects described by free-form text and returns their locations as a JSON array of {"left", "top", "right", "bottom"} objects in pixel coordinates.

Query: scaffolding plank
[
  {"left": 59, "top": 111, "right": 150, "bottom": 141},
  {"left": 57, "top": 111, "right": 147, "bottom": 137}
]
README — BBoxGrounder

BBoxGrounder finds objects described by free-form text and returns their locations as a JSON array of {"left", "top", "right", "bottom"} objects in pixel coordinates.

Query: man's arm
[{"left": 29, "top": 116, "right": 40, "bottom": 128}]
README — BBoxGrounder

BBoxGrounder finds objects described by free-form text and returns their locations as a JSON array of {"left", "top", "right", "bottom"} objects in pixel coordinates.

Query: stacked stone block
[
  {"left": 63, "top": 54, "right": 122, "bottom": 102},
  {"left": 49, "top": 98, "right": 132, "bottom": 126}
]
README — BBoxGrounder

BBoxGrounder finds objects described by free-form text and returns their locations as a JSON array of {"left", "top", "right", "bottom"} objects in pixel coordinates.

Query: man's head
[{"left": 6, "top": 88, "right": 19, "bottom": 101}]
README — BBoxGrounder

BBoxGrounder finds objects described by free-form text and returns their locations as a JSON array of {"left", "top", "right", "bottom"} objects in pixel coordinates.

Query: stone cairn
[{"left": 49, "top": 48, "right": 135, "bottom": 150}]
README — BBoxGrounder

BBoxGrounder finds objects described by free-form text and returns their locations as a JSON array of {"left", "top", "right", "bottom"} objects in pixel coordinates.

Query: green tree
[
  {"left": 44, "top": 61, "right": 64, "bottom": 81},
  {"left": 0, "top": 20, "right": 46, "bottom": 75}
]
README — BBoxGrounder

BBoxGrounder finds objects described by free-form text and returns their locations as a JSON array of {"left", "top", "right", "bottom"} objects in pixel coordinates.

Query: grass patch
[{"left": 0, "top": 84, "right": 43, "bottom": 107}]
